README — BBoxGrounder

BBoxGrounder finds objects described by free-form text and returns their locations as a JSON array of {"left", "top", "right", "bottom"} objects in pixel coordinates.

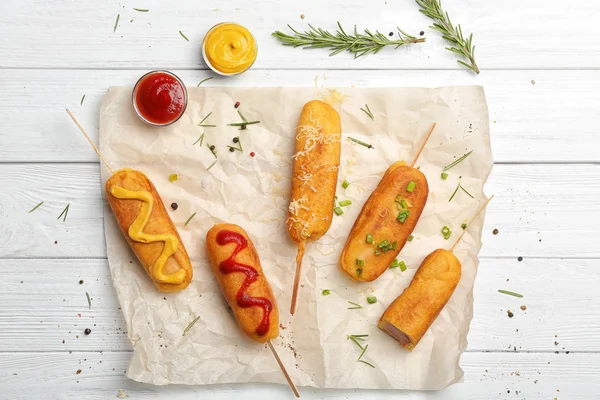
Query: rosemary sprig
[
  {"left": 179, "top": 30, "right": 189, "bottom": 42},
  {"left": 272, "top": 22, "right": 424, "bottom": 58},
  {"left": 415, "top": 0, "right": 480, "bottom": 74},
  {"left": 192, "top": 133, "right": 204, "bottom": 146},
  {"left": 85, "top": 292, "right": 92, "bottom": 310},
  {"left": 57, "top": 203, "right": 70, "bottom": 222},
  {"left": 347, "top": 300, "right": 362, "bottom": 310},
  {"left": 237, "top": 110, "right": 248, "bottom": 122},
  {"left": 207, "top": 143, "right": 217, "bottom": 158},
  {"left": 198, "top": 112, "right": 212, "bottom": 125},
  {"left": 28, "top": 201, "right": 44, "bottom": 213},
  {"left": 198, "top": 112, "right": 216, "bottom": 127},
  {"left": 133, "top": 8, "right": 149, "bottom": 12},
  {"left": 448, "top": 183, "right": 474, "bottom": 202},
  {"left": 360, "top": 104, "right": 374, "bottom": 120},
  {"left": 227, "top": 121, "right": 260, "bottom": 127},
  {"left": 182, "top": 316, "right": 200, "bottom": 336},
  {"left": 227, "top": 145, "right": 242, "bottom": 152},
  {"left": 348, "top": 136, "right": 374, "bottom": 149},
  {"left": 80, "top": 95, "right": 85, "bottom": 106},
  {"left": 444, "top": 150, "right": 473, "bottom": 171},
  {"left": 347, "top": 334, "right": 375, "bottom": 368},
  {"left": 184, "top": 212, "right": 197, "bottom": 226},
  {"left": 498, "top": 290, "right": 524, "bottom": 298},
  {"left": 113, "top": 14, "right": 120, "bottom": 32},
  {"left": 197, "top": 77, "right": 213, "bottom": 86},
  {"left": 207, "top": 159, "right": 218, "bottom": 171}
]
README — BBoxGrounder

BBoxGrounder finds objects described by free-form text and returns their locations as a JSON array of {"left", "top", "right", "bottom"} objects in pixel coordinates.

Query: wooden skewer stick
[
  {"left": 289, "top": 241, "right": 306, "bottom": 315},
  {"left": 410, "top": 122, "right": 437, "bottom": 168},
  {"left": 450, "top": 195, "right": 494, "bottom": 253},
  {"left": 66, "top": 109, "right": 114, "bottom": 174},
  {"left": 267, "top": 340, "right": 300, "bottom": 398}
]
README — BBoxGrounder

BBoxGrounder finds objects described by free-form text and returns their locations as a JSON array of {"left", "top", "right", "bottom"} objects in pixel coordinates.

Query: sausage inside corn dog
[
  {"left": 287, "top": 99, "right": 342, "bottom": 314},
  {"left": 339, "top": 163, "right": 429, "bottom": 282},
  {"left": 106, "top": 168, "right": 193, "bottom": 292},
  {"left": 206, "top": 223, "right": 279, "bottom": 343},
  {"left": 378, "top": 249, "right": 461, "bottom": 350}
]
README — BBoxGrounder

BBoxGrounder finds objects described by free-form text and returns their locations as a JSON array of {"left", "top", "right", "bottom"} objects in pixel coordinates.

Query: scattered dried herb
[
  {"left": 184, "top": 212, "right": 197, "bottom": 226},
  {"left": 347, "top": 334, "right": 375, "bottom": 368},
  {"left": 448, "top": 182, "right": 474, "bottom": 202},
  {"left": 443, "top": 150, "right": 473, "bottom": 171},
  {"left": 227, "top": 120, "right": 260, "bottom": 127},
  {"left": 113, "top": 14, "right": 120, "bottom": 32},
  {"left": 169, "top": 173, "right": 179, "bottom": 183},
  {"left": 498, "top": 290, "right": 523, "bottom": 298},
  {"left": 206, "top": 159, "right": 218, "bottom": 171},
  {"left": 348, "top": 136, "right": 374, "bottom": 149},
  {"left": 197, "top": 77, "right": 213, "bottom": 86},
  {"left": 179, "top": 30, "right": 189, "bottom": 41},
  {"left": 347, "top": 301, "right": 362, "bottom": 310},
  {"left": 28, "top": 201, "right": 44, "bottom": 213},
  {"left": 80, "top": 95, "right": 85, "bottom": 105},
  {"left": 182, "top": 316, "right": 200, "bottom": 336},
  {"left": 57, "top": 203, "right": 70, "bottom": 222},
  {"left": 85, "top": 292, "right": 91, "bottom": 309},
  {"left": 360, "top": 104, "right": 374, "bottom": 120},
  {"left": 193, "top": 133, "right": 205, "bottom": 146},
  {"left": 133, "top": 8, "right": 149, "bottom": 12},
  {"left": 322, "top": 289, "right": 331, "bottom": 296}
]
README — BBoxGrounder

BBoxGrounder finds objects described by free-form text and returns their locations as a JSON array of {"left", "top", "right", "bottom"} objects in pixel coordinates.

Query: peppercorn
[
  {"left": 84, "top": 328, "right": 91, "bottom": 335},
  {"left": 234, "top": 101, "right": 240, "bottom": 108},
  {"left": 79, "top": 280, "right": 84, "bottom": 285},
  {"left": 233, "top": 137, "right": 239, "bottom": 143},
  {"left": 229, "top": 147, "right": 235, "bottom": 152},
  {"left": 388, "top": 32, "right": 393, "bottom": 37},
  {"left": 518, "top": 256, "right": 523, "bottom": 262},
  {"left": 250, "top": 152, "right": 255, "bottom": 157},
  {"left": 240, "top": 125, "right": 247, "bottom": 130},
  {"left": 493, "top": 228, "right": 499, "bottom": 235},
  {"left": 420, "top": 30, "right": 425, "bottom": 36},
  {"left": 171, "top": 202, "right": 178, "bottom": 210},
  {"left": 209, "top": 145, "right": 216, "bottom": 151}
]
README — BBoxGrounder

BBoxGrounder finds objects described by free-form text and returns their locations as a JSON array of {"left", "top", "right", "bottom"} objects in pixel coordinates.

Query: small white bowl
[{"left": 201, "top": 22, "right": 258, "bottom": 77}]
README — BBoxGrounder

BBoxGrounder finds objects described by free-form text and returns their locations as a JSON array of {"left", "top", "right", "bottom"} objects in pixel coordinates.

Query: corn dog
[
  {"left": 206, "top": 223, "right": 279, "bottom": 343},
  {"left": 106, "top": 168, "right": 193, "bottom": 292},
  {"left": 339, "top": 124, "right": 435, "bottom": 282},
  {"left": 378, "top": 196, "right": 493, "bottom": 351},
  {"left": 378, "top": 249, "right": 460, "bottom": 350},
  {"left": 287, "top": 100, "right": 342, "bottom": 314}
]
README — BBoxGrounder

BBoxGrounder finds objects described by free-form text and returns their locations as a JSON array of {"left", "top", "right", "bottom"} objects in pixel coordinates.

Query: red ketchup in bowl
[{"left": 133, "top": 71, "right": 187, "bottom": 126}]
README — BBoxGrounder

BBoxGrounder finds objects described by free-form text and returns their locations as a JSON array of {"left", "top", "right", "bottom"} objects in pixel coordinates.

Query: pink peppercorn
[{"left": 250, "top": 152, "right": 255, "bottom": 157}]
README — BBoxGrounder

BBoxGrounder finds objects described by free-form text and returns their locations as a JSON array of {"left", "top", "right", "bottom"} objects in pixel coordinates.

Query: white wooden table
[{"left": 1, "top": 1, "right": 599, "bottom": 399}]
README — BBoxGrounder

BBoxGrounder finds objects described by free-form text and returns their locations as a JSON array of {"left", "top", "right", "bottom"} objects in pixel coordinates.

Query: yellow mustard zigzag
[{"left": 110, "top": 185, "right": 186, "bottom": 285}]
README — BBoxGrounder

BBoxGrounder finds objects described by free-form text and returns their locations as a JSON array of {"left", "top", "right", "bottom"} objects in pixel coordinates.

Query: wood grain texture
[
  {"left": 0, "top": 69, "right": 598, "bottom": 163},
  {"left": 1, "top": 163, "right": 599, "bottom": 258},
  {"left": 1, "top": 257, "right": 598, "bottom": 353},
  {"left": 0, "top": 0, "right": 599, "bottom": 69},
  {"left": 2, "top": 351, "right": 598, "bottom": 399}
]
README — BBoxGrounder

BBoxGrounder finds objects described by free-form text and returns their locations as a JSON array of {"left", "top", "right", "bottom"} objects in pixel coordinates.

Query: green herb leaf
[
  {"left": 193, "top": 133, "right": 205, "bottom": 146},
  {"left": 342, "top": 180, "right": 350, "bottom": 189},
  {"left": 85, "top": 292, "right": 92, "bottom": 310},
  {"left": 347, "top": 301, "right": 363, "bottom": 310},
  {"left": 182, "top": 316, "right": 200, "bottom": 336},
  {"left": 80, "top": 95, "right": 85, "bottom": 106},
  {"left": 366, "top": 296, "right": 377, "bottom": 304},
  {"left": 498, "top": 289, "right": 524, "bottom": 298},
  {"left": 360, "top": 104, "right": 374, "bottom": 120},
  {"left": 28, "top": 201, "right": 44, "bottom": 213},
  {"left": 179, "top": 30, "right": 189, "bottom": 41},
  {"left": 322, "top": 289, "right": 331, "bottom": 296},
  {"left": 449, "top": 182, "right": 474, "bottom": 202},
  {"left": 348, "top": 136, "right": 374, "bottom": 149},
  {"left": 272, "top": 22, "right": 424, "bottom": 59},
  {"left": 237, "top": 110, "right": 248, "bottom": 122},
  {"left": 198, "top": 112, "right": 213, "bottom": 125},
  {"left": 358, "top": 359, "right": 376, "bottom": 368},
  {"left": 113, "top": 14, "right": 120, "bottom": 32},
  {"left": 57, "top": 203, "right": 70, "bottom": 222},
  {"left": 184, "top": 212, "right": 196, "bottom": 226},
  {"left": 227, "top": 120, "right": 260, "bottom": 127},
  {"left": 133, "top": 8, "right": 149, "bottom": 12},
  {"left": 444, "top": 150, "right": 473, "bottom": 171},
  {"left": 197, "top": 77, "right": 213, "bottom": 86}
]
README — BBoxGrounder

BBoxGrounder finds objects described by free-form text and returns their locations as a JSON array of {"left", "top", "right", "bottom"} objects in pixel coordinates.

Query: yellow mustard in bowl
[{"left": 203, "top": 23, "right": 257, "bottom": 75}]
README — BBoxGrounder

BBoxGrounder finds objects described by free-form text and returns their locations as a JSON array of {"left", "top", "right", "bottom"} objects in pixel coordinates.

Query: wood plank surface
[{"left": 0, "top": 69, "right": 598, "bottom": 163}]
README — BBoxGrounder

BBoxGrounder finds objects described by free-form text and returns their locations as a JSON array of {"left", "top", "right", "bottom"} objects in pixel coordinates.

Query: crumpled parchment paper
[{"left": 99, "top": 85, "right": 492, "bottom": 390}]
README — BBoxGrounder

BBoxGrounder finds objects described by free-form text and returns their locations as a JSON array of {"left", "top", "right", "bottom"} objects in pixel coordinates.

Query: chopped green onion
[
  {"left": 441, "top": 172, "right": 449, "bottom": 180},
  {"left": 399, "top": 260, "right": 407, "bottom": 271},
  {"left": 356, "top": 267, "right": 363, "bottom": 277},
  {"left": 407, "top": 235, "right": 414, "bottom": 242},
  {"left": 498, "top": 290, "right": 524, "bottom": 298},
  {"left": 374, "top": 249, "right": 382, "bottom": 256},
  {"left": 444, "top": 150, "right": 473, "bottom": 171},
  {"left": 366, "top": 296, "right": 377, "bottom": 304},
  {"left": 322, "top": 289, "right": 331, "bottom": 296},
  {"left": 342, "top": 180, "right": 350, "bottom": 189},
  {"left": 169, "top": 173, "right": 179, "bottom": 183},
  {"left": 334, "top": 206, "right": 344, "bottom": 216},
  {"left": 347, "top": 301, "right": 363, "bottom": 309},
  {"left": 397, "top": 210, "right": 410, "bottom": 224},
  {"left": 339, "top": 200, "right": 352, "bottom": 207},
  {"left": 406, "top": 181, "right": 416, "bottom": 192},
  {"left": 378, "top": 240, "right": 390, "bottom": 249},
  {"left": 366, "top": 233, "right": 373, "bottom": 244},
  {"left": 391, "top": 241, "right": 397, "bottom": 249},
  {"left": 356, "top": 259, "right": 365, "bottom": 267},
  {"left": 461, "top": 223, "right": 468, "bottom": 230},
  {"left": 442, "top": 225, "right": 452, "bottom": 240},
  {"left": 389, "top": 259, "right": 399, "bottom": 269},
  {"left": 179, "top": 30, "right": 189, "bottom": 41},
  {"left": 28, "top": 201, "right": 44, "bottom": 213},
  {"left": 184, "top": 212, "right": 197, "bottom": 226},
  {"left": 400, "top": 199, "right": 408, "bottom": 209}
]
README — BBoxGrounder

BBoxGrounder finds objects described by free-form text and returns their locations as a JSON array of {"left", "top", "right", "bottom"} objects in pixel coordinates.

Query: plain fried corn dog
[
  {"left": 67, "top": 110, "right": 192, "bottom": 292},
  {"left": 339, "top": 123, "right": 436, "bottom": 282},
  {"left": 287, "top": 100, "right": 342, "bottom": 315},
  {"left": 378, "top": 196, "right": 493, "bottom": 351}
]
